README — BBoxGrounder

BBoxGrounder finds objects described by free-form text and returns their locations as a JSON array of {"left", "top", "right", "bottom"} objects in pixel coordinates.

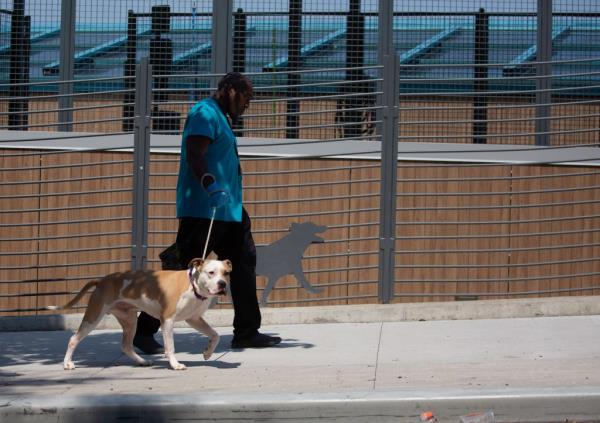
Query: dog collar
[{"left": 188, "top": 268, "right": 208, "bottom": 301}]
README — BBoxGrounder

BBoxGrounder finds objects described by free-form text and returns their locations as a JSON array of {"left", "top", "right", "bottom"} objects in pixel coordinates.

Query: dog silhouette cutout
[{"left": 256, "top": 222, "right": 327, "bottom": 305}]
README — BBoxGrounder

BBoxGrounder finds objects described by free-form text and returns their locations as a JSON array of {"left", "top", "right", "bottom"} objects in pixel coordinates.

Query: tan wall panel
[
  {"left": 244, "top": 159, "right": 352, "bottom": 307},
  {"left": 394, "top": 164, "right": 512, "bottom": 302},
  {"left": 0, "top": 150, "right": 40, "bottom": 315},
  {"left": 35, "top": 151, "right": 132, "bottom": 314},
  {"left": 509, "top": 165, "right": 600, "bottom": 298},
  {"left": 1, "top": 148, "right": 599, "bottom": 315}
]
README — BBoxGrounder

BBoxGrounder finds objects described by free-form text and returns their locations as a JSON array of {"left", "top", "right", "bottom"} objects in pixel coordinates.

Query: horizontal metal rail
[
  {"left": 395, "top": 213, "right": 600, "bottom": 225},
  {"left": 393, "top": 286, "right": 600, "bottom": 298},
  {"left": 395, "top": 272, "right": 600, "bottom": 284}
]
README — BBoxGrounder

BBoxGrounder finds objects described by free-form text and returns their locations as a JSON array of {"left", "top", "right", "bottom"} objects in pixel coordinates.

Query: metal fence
[{"left": 1, "top": 0, "right": 600, "bottom": 314}]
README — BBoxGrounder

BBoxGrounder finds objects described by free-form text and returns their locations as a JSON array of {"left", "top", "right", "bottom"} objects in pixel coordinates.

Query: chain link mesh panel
[
  {"left": 0, "top": 0, "right": 599, "bottom": 314},
  {"left": 392, "top": 0, "right": 600, "bottom": 303}
]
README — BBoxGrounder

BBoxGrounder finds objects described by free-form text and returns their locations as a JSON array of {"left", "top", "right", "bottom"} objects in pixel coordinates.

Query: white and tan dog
[{"left": 55, "top": 256, "right": 231, "bottom": 370}]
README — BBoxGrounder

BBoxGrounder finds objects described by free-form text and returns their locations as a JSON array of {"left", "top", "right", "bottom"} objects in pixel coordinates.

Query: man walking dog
[{"left": 134, "top": 72, "right": 281, "bottom": 353}]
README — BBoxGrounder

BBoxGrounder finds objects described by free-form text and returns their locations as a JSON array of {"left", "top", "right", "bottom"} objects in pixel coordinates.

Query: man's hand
[{"left": 205, "top": 181, "right": 230, "bottom": 208}]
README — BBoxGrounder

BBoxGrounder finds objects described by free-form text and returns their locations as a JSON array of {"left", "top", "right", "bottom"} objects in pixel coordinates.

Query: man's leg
[
  {"left": 177, "top": 214, "right": 280, "bottom": 348},
  {"left": 229, "top": 209, "right": 281, "bottom": 348},
  {"left": 133, "top": 312, "right": 163, "bottom": 354},
  {"left": 133, "top": 242, "right": 183, "bottom": 354}
]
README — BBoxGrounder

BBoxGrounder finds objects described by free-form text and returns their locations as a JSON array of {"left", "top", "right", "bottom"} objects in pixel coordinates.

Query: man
[{"left": 133, "top": 72, "right": 281, "bottom": 353}]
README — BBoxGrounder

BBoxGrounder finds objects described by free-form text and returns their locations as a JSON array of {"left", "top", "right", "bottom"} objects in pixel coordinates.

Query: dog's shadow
[
  {"left": 153, "top": 332, "right": 314, "bottom": 369},
  {"left": 172, "top": 332, "right": 315, "bottom": 353},
  {"left": 0, "top": 330, "right": 315, "bottom": 373}
]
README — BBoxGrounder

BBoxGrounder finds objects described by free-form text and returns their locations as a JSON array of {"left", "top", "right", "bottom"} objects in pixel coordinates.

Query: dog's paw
[
  {"left": 138, "top": 360, "right": 153, "bottom": 367},
  {"left": 63, "top": 361, "right": 76, "bottom": 370},
  {"left": 170, "top": 362, "right": 187, "bottom": 370}
]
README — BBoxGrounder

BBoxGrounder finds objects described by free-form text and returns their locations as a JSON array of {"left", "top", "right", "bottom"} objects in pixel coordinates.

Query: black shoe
[
  {"left": 231, "top": 332, "right": 282, "bottom": 349},
  {"left": 133, "top": 335, "right": 164, "bottom": 354}
]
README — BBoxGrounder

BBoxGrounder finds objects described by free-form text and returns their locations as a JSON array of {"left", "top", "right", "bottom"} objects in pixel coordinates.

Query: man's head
[{"left": 215, "top": 72, "right": 253, "bottom": 120}]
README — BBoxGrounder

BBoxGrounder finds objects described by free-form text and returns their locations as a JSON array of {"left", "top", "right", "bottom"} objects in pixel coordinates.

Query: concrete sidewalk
[{"left": 1, "top": 298, "right": 600, "bottom": 422}]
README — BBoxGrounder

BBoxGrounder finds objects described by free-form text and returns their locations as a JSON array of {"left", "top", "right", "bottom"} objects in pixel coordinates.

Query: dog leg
[
  {"left": 63, "top": 305, "right": 107, "bottom": 370},
  {"left": 293, "top": 265, "right": 323, "bottom": 294},
  {"left": 112, "top": 308, "right": 152, "bottom": 367},
  {"left": 161, "top": 318, "right": 186, "bottom": 370},
  {"left": 260, "top": 276, "right": 274, "bottom": 305},
  {"left": 186, "top": 317, "right": 219, "bottom": 360}
]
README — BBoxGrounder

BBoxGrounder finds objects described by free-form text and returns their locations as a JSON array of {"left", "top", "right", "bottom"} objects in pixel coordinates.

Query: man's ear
[{"left": 188, "top": 258, "right": 204, "bottom": 268}]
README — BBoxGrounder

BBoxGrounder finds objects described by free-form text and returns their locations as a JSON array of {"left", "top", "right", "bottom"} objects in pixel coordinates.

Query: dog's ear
[
  {"left": 223, "top": 259, "right": 233, "bottom": 273},
  {"left": 207, "top": 251, "right": 219, "bottom": 260},
  {"left": 188, "top": 258, "right": 204, "bottom": 268}
]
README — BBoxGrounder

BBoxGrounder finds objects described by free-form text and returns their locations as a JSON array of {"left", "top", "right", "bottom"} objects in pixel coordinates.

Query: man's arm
[{"left": 186, "top": 135, "right": 214, "bottom": 189}]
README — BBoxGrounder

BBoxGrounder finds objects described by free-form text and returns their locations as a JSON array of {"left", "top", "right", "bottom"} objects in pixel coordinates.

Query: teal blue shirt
[{"left": 176, "top": 98, "right": 242, "bottom": 222}]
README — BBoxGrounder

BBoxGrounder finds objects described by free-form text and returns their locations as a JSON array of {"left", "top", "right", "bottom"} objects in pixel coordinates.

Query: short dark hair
[{"left": 217, "top": 72, "right": 253, "bottom": 96}]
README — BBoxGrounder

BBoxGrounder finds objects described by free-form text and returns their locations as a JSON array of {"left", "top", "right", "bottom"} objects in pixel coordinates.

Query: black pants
[{"left": 136, "top": 208, "right": 261, "bottom": 339}]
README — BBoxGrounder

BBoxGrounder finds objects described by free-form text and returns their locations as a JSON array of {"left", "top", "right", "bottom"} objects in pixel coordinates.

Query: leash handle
[{"left": 202, "top": 207, "right": 217, "bottom": 260}]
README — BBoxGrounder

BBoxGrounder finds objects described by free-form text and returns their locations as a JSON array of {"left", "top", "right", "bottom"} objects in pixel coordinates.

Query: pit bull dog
[{"left": 54, "top": 256, "right": 231, "bottom": 370}]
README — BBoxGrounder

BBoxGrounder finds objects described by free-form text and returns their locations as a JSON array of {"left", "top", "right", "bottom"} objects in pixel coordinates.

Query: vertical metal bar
[
  {"left": 131, "top": 58, "right": 152, "bottom": 271},
  {"left": 123, "top": 10, "right": 136, "bottom": 132},
  {"left": 344, "top": 0, "right": 364, "bottom": 138},
  {"left": 377, "top": 0, "right": 399, "bottom": 304},
  {"left": 211, "top": 0, "right": 233, "bottom": 78},
  {"left": 376, "top": 0, "right": 394, "bottom": 138},
  {"left": 286, "top": 0, "right": 301, "bottom": 139},
  {"left": 233, "top": 8, "right": 246, "bottom": 73},
  {"left": 536, "top": 0, "right": 552, "bottom": 146},
  {"left": 473, "top": 8, "right": 489, "bottom": 144},
  {"left": 378, "top": 54, "right": 400, "bottom": 304},
  {"left": 149, "top": 5, "right": 175, "bottom": 133},
  {"left": 58, "top": 0, "right": 76, "bottom": 132},
  {"left": 232, "top": 8, "right": 247, "bottom": 136},
  {"left": 9, "top": 0, "right": 30, "bottom": 130}
]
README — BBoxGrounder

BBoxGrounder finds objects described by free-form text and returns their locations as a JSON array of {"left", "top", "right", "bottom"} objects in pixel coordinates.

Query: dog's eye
[{"left": 208, "top": 271, "right": 215, "bottom": 277}]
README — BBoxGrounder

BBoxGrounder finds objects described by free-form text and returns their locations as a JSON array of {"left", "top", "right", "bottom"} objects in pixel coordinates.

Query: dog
[
  {"left": 256, "top": 222, "right": 327, "bottom": 305},
  {"left": 54, "top": 255, "right": 231, "bottom": 370}
]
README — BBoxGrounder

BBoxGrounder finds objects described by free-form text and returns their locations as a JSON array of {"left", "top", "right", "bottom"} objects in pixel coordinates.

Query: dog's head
[
  {"left": 188, "top": 256, "right": 232, "bottom": 297},
  {"left": 291, "top": 222, "right": 327, "bottom": 244}
]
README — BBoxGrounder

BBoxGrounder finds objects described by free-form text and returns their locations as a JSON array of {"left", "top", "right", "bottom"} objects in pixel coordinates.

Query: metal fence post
[
  {"left": 377, "top": 0, "right": 399, "bottom": 304},
  {"left": 131, "top": 57, "right": 152, "bottom": 271},
  {"left": 58, "top": 0, "right": 75, "bottom": 132},
  {"left": 286, "top": 0, "right": 302, "bottom": 139},
  {"left": 8, "top": 0, "right": 31, "bottom": 130},
  {"left": 376, "top": 0, "right": 394, "bottom": 144},
  {"left": 233, "top": 8, "right": 247, "bottom": 135},
  {"left": 473, "top": 8, "right": 489, "bottom": 144},
  {"left": 343, "top": 0, "right": 365, "bottom": 138},
  {"left": 122, "top": 9, "right": 136, "bottom": 132},
  {"left": 212, "top": 0, "right": 233, "bottom": 78},
  {"left": 378, "top": 54, "right": 400, "bottom": 304},
  {"left": 536, "top": 0, "right": 552, "bottom": 146}
]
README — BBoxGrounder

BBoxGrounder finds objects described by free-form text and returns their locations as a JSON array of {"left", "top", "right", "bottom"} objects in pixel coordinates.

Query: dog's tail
[{"left": 46, "top": 281, "right": 99, "bottom": 310}]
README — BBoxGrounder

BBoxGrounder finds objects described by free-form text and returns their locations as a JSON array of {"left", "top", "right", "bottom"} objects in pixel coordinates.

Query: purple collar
[{"left": 188, "top": 268, "right": 208, "bottom": 301}]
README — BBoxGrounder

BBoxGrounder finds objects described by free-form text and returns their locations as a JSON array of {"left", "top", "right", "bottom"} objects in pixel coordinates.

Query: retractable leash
[{"left": 201, "top": 206, "right": 217, "bottom": 260}]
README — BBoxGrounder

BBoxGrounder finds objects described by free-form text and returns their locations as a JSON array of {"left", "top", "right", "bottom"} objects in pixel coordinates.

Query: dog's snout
[{"left": 218, "top": 280, "right": 227, "bottom": 290}]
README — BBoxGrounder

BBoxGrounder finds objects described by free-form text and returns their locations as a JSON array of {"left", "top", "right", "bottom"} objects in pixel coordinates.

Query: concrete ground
[{"left": 1, "top": 297, "right": 599, "bottom": 422}]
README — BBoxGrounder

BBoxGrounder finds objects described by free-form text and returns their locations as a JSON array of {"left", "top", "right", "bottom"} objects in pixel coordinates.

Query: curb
[{"left": 2, "top": 387, "right": 600, "bottom": 422}]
